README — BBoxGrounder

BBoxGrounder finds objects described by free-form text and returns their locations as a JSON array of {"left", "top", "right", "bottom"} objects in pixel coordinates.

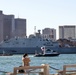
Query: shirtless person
[{"left": 22, "top": 53, "right": 31, "bottom": 66}]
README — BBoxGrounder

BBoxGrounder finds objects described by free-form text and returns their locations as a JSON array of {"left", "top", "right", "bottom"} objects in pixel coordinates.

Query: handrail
[
  {"left": 49, "top": 66, "right": 59, "bottom": 70},
  {"left": 9, "top": 64, "right": 50, "bottom": 75},
  {"left": 58, "top": 64, "right": 76, "bottom": 75}
]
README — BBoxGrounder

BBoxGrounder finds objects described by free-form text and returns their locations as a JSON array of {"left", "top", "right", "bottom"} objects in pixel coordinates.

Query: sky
[{"left": 0, "top": 0, "right": 76, "bottom": 39}]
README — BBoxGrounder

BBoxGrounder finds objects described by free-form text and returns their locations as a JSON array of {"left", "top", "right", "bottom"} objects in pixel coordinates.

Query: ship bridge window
[
  {"left": 15, "top": 38, "right": 18, "bottom": 40},
  {"left": 16, "top": 42, "right": 19, "bottom": 44},
  {"left": 0, "top": 44, "right": 2, "bottom": 46},
  {"left": 43, "top": 39, "right": 45, "bottom": 41},
  {"left": 11, "top": 50, "right": 17, "bottom": 52},
  {"left": 23, "top": 43, "right": 25, "bottom": 44},
  {"left": 47, "top": 49, "right": 50, "bottom": 51},
  {"left": 46, "top": 39, "right": 48, "bottom": 41},
  {"left": 4, "top": 39, "right": 7, "bottom": 41},
  {"left": 5, "top": 41, "right": 9, "bottom": 43},
  {"left": 51, "top": 44, "right": 53, "bottom": 46},
  {"left": 43, "top": 44, "right": 46, "bottom": 45}
]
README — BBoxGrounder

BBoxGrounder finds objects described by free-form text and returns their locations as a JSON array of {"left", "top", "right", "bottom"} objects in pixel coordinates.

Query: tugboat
[{"left": 34, "top": 46, "right": 60, "bottom": 57}]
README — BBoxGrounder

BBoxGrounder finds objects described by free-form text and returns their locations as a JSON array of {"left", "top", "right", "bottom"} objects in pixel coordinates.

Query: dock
[{"left": 6, "top": 64, "right": 76, "bottom": 75}]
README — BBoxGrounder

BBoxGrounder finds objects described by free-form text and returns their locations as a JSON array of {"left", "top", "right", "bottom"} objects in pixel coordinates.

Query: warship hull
[{"left": 0, "top": 47, "right": 76, "bottom": 54}]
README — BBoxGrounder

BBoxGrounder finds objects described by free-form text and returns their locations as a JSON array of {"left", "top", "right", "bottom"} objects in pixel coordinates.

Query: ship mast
[{"left": 34, "top": 26, "right": 36, "bottom": 35}]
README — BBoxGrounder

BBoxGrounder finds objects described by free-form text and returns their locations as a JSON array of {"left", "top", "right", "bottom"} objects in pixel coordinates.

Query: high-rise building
[
  {"left": 0, "top": 10, "right": 26, "bottom": 42},
  {"left": 59, "top": 25, "right": 76, "bottom": 39},
  {"left": 15, "top": 18, "right": 26, "bottom": 37},
  {"left": 42, "top": 28, "right": 56, "bottom": 41},
  {"left": 3, "top": 15, "right": 15, "bottom": 40},
  {"left": 0, "top": 11, "right": 15, "bottom": 42},
  {"left": 0, "top": 11, "right": 3, "bottom": 42}
]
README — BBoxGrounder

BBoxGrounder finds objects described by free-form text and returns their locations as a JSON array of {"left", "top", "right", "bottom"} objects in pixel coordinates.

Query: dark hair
[{"left": 23, "top": 53, "right": 28, "bottom": 58}]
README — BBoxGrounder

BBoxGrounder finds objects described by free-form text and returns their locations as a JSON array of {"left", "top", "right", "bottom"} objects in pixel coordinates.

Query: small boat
[
  {"left": 0, "top": 54, "right": 13, "bottom": 56},
  {"left": 34, "top": 46, "right": 60, "bottom": 57},
  {"left": 0, "top": 51, "right": 13, "bottom": 56}
]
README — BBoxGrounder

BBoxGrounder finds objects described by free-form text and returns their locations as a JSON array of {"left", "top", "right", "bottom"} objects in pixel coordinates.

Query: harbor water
[{"left": 0, "top": 54, "right": 76, "bottom": 75}]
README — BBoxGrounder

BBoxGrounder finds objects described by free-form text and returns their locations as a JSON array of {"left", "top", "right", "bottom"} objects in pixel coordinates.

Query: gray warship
[{"left": 0, "top": 32, "right": 76, "bottom": 54}]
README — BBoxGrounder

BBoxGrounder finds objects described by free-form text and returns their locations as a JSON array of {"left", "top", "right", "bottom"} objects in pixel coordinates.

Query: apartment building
[
  {"left": 59, "top": 25, "right": 76, "bottom": 39},
  {"left": 42, "top": 28, "right": 56, "bottom": 41}
]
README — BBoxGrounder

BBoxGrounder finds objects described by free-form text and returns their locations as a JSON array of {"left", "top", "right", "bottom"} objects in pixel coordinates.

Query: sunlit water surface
[{"left": 0, "top": 54, "right": 76, "bottom": 75}]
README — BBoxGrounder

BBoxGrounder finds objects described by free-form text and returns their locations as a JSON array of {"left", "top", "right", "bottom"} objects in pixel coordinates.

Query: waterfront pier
[{"left": 7, "top": 64, "right": 76, "bottom": 75}]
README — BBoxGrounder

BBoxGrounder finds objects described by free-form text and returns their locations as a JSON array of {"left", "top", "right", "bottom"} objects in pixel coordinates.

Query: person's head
[{"left": 23, "top": 53, "right": 28, "bottom": 58}]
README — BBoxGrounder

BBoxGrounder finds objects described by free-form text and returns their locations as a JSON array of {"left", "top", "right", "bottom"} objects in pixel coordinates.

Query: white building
[
  {"left": 59, "top": 25, "right": 76, "bottom": 39},
  {"left": 42, "top": 28, "right": 56, "bottom": 41}
]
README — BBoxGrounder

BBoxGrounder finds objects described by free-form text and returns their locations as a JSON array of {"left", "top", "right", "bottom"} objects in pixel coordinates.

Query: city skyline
[
  {"left": 0, "top": 0, "right": 76, "bottom": 39},
  {"left": 0, "top": 11, "right": 27, "bottom": 42}
]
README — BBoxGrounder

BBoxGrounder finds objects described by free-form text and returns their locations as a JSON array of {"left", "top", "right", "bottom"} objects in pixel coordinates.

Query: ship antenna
[
  {"left": 18, "top": 13, "right": 19, "bottom": 18},
  {"left": 34, "top": 26, "right": 36, "bottom": 35}
]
